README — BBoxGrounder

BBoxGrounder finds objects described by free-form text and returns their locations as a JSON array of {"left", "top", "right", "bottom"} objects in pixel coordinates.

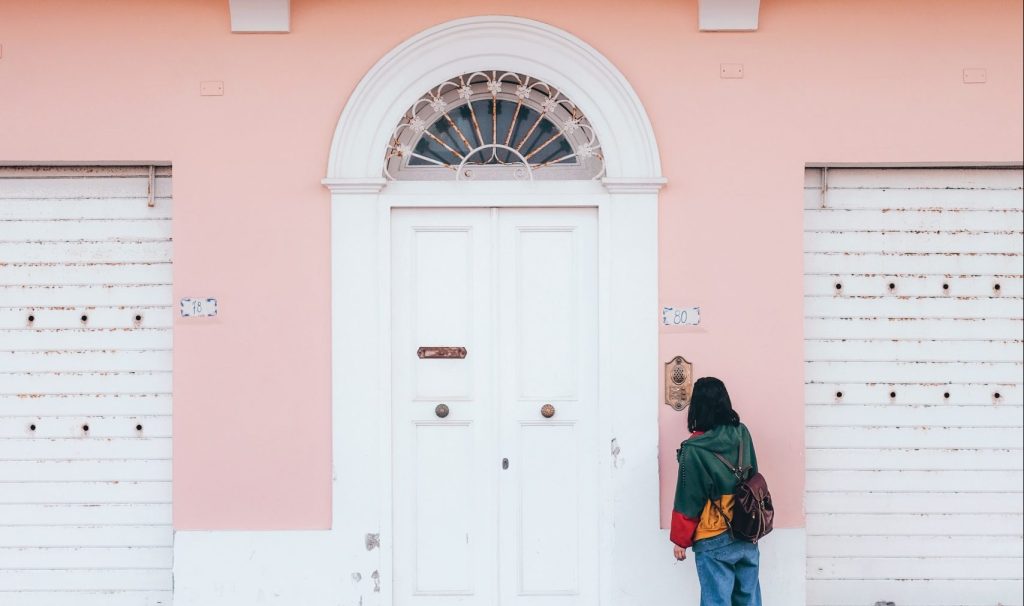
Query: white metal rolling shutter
[
  {"left": 803, "top": 167, "right": 1024, "bottom": 606},
  {"left": 0, "top": 166, "right": 173, "bottom": 605}
]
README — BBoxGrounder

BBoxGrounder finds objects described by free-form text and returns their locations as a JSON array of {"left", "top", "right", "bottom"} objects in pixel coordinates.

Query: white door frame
[{"left": 324, "top": 16, "right": 666, "bottom": 605}]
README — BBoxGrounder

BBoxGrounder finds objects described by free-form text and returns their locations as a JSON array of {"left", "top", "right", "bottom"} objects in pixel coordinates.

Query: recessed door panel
[
  {"left": 414, "top": 422, "right": 475, "bottom": 595},
  {"left": 516, "top": 229, "right": 578, "bottom": 399},
  {"left": 518, "top": 422, "right": 580, "bottom": 595},
  {"left": 412, "top": 228, "right": 475, "bottom": 399}
]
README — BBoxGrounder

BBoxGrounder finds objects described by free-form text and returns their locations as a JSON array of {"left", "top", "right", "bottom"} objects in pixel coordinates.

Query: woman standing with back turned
[{"left": 670, "top": 377, "right": 762, "bottom": 606}]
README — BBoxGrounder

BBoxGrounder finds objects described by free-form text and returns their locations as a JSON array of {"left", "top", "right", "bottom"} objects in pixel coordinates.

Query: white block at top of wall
[
  {"left": 699, "top": 0, "right": 760, "bottom": 31},
  {"left": 228, "top": 0, "right": 290, "bottom": 33}
]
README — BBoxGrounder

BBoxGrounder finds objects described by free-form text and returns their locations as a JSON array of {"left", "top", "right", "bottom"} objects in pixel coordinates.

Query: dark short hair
[{"left": 687, "top": 376, "right": 741, "bottom": 433}]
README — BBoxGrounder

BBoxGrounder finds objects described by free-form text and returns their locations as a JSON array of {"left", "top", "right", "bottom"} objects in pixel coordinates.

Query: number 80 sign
[{"left": 662, "top": 306, "right": 700, "bottom": 327}]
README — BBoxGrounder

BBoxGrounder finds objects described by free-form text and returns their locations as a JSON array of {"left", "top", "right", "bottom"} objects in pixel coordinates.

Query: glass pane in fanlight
[
  {"left": 527, "top": 119, "right": 573, "bottom": 165},
  {"left": 462, "top": 147, "right": 493, "bottom": 166},
  {"left": 493, "top": 99, "right": 517, "bottom": 163},
  {"left": 434, "top": 108, "right": 471, "bottom": 154},
  {"left": 450, "top": 104, "right": 480, "bottom": 149},
  {"left": 532, "top": 135, "right": 573, "bottom": 165},
  {"left": 410, "top": 136, "right": 455, "bottom": 166},
  {"left": 468, "top": 100, "right": 495, "bottom": 147},
  {"left": 508, "top": 105, "right": 540, "bottom": 155}
]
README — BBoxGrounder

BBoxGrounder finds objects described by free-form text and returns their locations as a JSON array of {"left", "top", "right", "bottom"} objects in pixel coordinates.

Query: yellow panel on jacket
[{"left": 695, "top": 494, "right": 734, "bottom": 542}]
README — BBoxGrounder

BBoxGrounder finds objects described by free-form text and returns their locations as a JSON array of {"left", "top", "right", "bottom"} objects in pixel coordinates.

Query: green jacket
[{"left": 670, "top": 423, "right": 758, "bottom": 548}]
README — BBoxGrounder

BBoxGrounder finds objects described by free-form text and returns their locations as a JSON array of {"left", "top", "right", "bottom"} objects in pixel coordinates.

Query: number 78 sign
[
  {"left": 662, "top": 306, "right": 700, "bottom": 327},
  {"left": 180, "top": 298, "right": 218, "bottom": 318}
]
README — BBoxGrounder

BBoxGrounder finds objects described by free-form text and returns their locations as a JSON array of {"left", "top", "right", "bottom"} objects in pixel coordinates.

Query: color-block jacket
[{"left": 670, "top": 423, "right": 758, "bottom": 548}]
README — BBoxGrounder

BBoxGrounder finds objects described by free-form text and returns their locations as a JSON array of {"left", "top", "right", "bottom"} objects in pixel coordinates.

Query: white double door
[{"left": 392, "top": 207, "right": 599, "bottom": 606}]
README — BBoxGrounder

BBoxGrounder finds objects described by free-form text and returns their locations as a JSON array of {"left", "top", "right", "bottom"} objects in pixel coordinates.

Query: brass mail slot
[{"left": 417, "top": 347, "right": 468, "bottom": 359}]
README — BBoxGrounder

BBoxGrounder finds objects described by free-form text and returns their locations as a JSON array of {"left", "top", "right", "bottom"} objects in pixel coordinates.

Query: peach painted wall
[{"left": 1, "top": 0, "right": 1021, "bottom": 530}]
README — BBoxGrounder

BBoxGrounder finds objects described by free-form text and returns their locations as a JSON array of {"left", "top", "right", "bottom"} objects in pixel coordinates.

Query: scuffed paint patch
[
  {"left": 365, "top": 533, "right": 380, "bottom": 551},
  {"left": 371, "top": 570, "right": 380, "bottom": 593},
  {"left": 611, "top": 437, "right": 623, "bottom": 468}
]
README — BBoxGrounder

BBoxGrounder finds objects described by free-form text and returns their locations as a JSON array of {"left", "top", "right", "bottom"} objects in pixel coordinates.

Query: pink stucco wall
[{"left": 2, "top": 0, "right": 1021, "bottom": 530}]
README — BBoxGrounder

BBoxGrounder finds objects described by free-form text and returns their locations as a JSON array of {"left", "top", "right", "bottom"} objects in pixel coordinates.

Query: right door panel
[{"left": 497, "top": 208, "right": 599, "bottom": 606}]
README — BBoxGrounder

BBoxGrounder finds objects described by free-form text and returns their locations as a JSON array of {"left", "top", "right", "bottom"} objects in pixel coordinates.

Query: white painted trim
[
  {"left": 323, "top": 16, "right": 667, "bottom": 606},
  {"left": 328, "top": 188, "right": 664, "bottom": 606},
  {"left": 228, "top": 0, "right": 290, "bottom": 33},
  {"left": 698, "top": 0, "right": 761, "bottom": 31},
  {"left": 322, "top": 177, "right": 387, "bottom": 194},
  {"left": 374, "top": 180, "right": 612, "bottom": 208},
  {"left": 602, "top": 176, "right": 669, "bottom": 194}
]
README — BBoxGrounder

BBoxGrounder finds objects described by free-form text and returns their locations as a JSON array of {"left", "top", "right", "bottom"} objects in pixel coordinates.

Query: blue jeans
[{"left": 692, "top": 532, "right": 762, "bottom": 606}]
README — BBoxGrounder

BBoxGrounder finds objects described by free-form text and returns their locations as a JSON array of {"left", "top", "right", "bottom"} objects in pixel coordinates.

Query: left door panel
[
  {"left": 391, "top": 209, "right": 498, "bottom": 606},
  {"left": 0, "top": 166, "right": 173, "bottom": 605}
]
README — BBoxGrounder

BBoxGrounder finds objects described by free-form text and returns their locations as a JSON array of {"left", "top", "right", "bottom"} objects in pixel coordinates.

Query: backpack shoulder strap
[
  {"left": 711, "top": 451, "right": 742, "bottom": 479},
  {"left": 711, "top": 433, "right": 749, "bottom": 481},
  {"left": 711, "top": 451, "right": 734, "bottom": 470}
]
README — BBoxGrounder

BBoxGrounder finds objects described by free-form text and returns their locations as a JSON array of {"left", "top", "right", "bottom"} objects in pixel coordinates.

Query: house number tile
[
  {"left": 662, "top": 306, "right": 701, "bottom": 327},
  {"left": 180, "top": 297, "right": 218, "bottom": 318}
]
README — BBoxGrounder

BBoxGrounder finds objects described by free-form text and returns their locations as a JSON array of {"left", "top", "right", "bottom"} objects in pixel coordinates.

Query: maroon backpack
[{"left": 711, "top": 437, "right": 774, "bottom": 543}]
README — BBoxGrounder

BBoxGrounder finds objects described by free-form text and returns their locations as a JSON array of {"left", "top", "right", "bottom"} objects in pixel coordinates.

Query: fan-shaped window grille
[{"left": 385, "top": 72, "right": 604, "bottom": 181}]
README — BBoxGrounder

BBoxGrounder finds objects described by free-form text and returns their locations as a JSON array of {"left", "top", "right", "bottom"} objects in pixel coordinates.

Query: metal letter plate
[
  {"left": 417, "top": 347, "right": 468, "bottom": 359},
  {"left": 180, "top": 297, "right": 218, "bottom": 318}
]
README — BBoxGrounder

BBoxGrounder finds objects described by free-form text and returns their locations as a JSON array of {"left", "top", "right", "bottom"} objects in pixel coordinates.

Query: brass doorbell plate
[{"left": 665, "top": 356, "right": 693, "bottom": 411}]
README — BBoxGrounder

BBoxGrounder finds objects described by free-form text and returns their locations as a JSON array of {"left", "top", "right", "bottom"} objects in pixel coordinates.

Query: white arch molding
[
  {"left": 325, "top": 16, "right": 663, "bottom": 186},
  {"left": 324, "top": 16, "right": 671, "bottom": 606}
]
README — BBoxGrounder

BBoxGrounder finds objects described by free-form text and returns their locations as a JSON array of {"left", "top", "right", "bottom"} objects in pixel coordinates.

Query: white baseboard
[
  {"left": 173, "top": 531, "right": 350, "bottom": 605},
  {"left": 173, "top": 527, "right": 806, "bottom": 605}
]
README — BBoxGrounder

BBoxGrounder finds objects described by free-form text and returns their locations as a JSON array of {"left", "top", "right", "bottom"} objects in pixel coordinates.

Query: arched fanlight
[{"left": 385, "top": 71, "right": 604, "bottom": 181}]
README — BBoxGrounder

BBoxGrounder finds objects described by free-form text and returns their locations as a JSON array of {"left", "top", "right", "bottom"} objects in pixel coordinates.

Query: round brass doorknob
[
  {"left": 540, "top": 404, "right": 556, "bottom": 418},
  {"left": 435, "top": 404, "right": 450, "bottom": 418}
]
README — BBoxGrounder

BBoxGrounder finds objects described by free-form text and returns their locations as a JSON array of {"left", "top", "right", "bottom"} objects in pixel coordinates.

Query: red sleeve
[{"left": 670, "top": 510, "right": 700, "bottom": 548}]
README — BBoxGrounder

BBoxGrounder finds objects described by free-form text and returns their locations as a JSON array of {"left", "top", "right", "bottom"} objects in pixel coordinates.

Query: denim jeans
[{"left": 692, "top": 532, "right": 762, "bottom": 606}]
